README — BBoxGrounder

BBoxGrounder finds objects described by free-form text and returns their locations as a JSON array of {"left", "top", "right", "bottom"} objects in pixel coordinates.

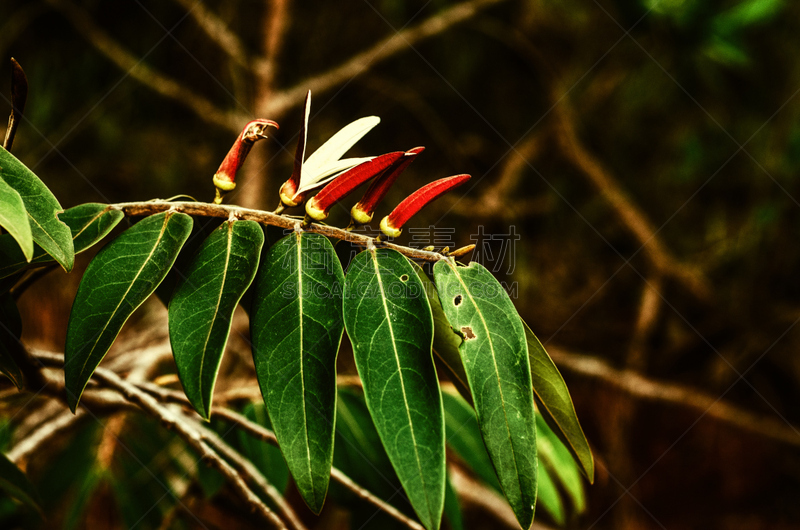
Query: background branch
[
  {"left": 45, "top": 0, "right": 246, "bottom": 133},
  {"left": 138, "top": 383, "right": 426, "bottom": 530},
  {"left": 34, "top": 354, "right": 294, "bottom": 529},
  {"left": 263, "top": 0, "right": 509, "bottom": 116},
  {"left": 548, "top": 346, "right": 800, "bottom": 447},
  {"left": 550, "top": 98, "right": 711, "bottom": 300},
  {"left": 169, "top": 0, "right": 261, "bottom": 75}
]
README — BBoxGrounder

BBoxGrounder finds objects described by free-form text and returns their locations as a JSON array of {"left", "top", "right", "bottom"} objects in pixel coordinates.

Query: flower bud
[
  {"left": 350, "top": 147, "right": 424, "bottom": 225},
  {"left": 379, "top": 174, "right": 471, "bottom": 238},
  {"left": 213, "top": 119, "right": 278, "bottom": 204},
  {"left": 305, "top": 152, "right": 405, "bottom": 222}
]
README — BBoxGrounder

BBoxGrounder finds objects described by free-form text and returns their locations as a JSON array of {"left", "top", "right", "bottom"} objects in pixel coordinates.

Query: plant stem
[{"left": 112, "top": 200, "right": 445, "bottom": 262}]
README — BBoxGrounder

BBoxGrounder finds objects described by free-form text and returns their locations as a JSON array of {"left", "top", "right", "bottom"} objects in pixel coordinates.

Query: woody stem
[{"left": 112, "top": 200, "right": 446, "bottom": 262}]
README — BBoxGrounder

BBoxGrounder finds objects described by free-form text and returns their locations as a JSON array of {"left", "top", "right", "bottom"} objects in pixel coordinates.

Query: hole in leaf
[
  {"left": 400, "top": 274, "right": 409, "bottom": 282},
  {"left": 460, "top": 326, "right": 476, "bottom": 340},
  {"left": 454, "top": 295, "right": 462, "bottom": 306}
]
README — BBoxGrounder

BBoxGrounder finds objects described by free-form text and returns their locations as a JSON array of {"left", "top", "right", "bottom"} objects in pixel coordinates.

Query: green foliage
[
  {"left": 0, "top": 147, "right": 73, "bottom": 271},
  {"left": 64, "top": 211, "right": 193, "bottom": 411},
  {"left": 0, "top": 452, "right": 41, "bottom": 513},
  {"left": 0, "top": 203, "right": 123, "bottom": 280},
  {"left": 433, "top": 259, "right": 538, "bottom": 530},
  {"left": 343, "top": 248, "right": 445, "bottom": 530},
  {"left": 0, "top": 90, "right": 592, "bottom": 530},
  {"left": 169, "top": 219, "right": 263, "bottom": 419},
  {"left": 525, "top": 321, "right": 594, "bottom": 481},
  {"left": 0, "top": 177, "right": 32, "bottom": 262},
  {"left": 251, "top": 232, "right": 344, "bottom": 514}
]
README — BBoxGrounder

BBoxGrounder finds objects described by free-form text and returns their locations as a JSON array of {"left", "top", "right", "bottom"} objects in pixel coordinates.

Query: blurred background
[{"left": 2, "top": 0, "right": 800, "bottom": 528}]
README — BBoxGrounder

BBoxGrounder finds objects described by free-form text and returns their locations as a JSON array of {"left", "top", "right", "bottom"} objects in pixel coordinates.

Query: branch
[
  {"left": 263, "top": 0, "right": 509, "bottom": 116},
  {"left": 626, "top": 275, "right": 663, "bottom": 370},
  {"left": 137, "top": 383, "right": 426, "bottom": 530},
  {"left": 45, "top": 0, "right": 246, "bottom": 133},
  {"left": 7, "top": 407, "right": 85, "bottom": 464},
  {"left": 448, "top": 132, "right": 553, "bottom": 220},
  {"left": 550, "top": 99, "right": 711, "bottom": 300},
  {"left": 260, "top": 0, "right": 290, "bottom": 87},
  {"left": 548, "top": 346, "right": 800, "bottom": 447},
  {"left": 169, "top": 0, "right": 268, "bottom": 76},
  {"left": 185, "top": 413, "right": 309, "bottom": 530},
  {"left": 29, "top": 351, "right": 422, "bottom": 530},
  {"left": 112, "top": 200, "right": 448, "bottom": 262},
  {"left": 30, "top": 351, "right": 290, "bottom": 529}
]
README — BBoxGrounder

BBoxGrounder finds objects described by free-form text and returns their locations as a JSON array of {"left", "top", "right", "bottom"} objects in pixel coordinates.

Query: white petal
[
  {"left": 300, "top": 116, "right": 380, "bottom": 187},
  {"left": 294, "top": 157, "right": 374, "bottom": 196}
]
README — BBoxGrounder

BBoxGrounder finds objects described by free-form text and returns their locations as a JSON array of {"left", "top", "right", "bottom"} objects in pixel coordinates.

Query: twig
[
  {"left": 186, "top": 414, "right": 309, "bottom": 530},
  {"left": 28, "top": 353, "right": 292, "bottom": 529},
  {"left": 112, "top": 200, "right": 447, "bottom": 262},
  {"left": 45, "top": 0, "right": 246, "bottom": 133},
  {"left": 169, "top": 0, "right": 266, "bottom": 76},
  {"left": 4, "top": 58, "right": 28, "bottom": 151},
  {"left": 137, "top": 383, "right": 425, "bottom": 530},
  {"left": 449, "top": 132, "right": 553, "bottom": 219},
  {"left": 7, "top": 407, "right": 85, "bottom": 464},
  {"left": 548, "top": 346, "right": 800, "bottom": 447},
  {"left": 263, "top": 0, "right": 509, "bottom": 117},
  {"left": 11, "top": 264, "right": 57, "bottom": 301},
  {"left": 30, "top": 352, "right": 419, "bottom": 530},
  {"left": 627, "top": 276, "right": 663, "bottom": 370},
  {"left": 261, "top": 0, "right": 289, "bottom": 87},
  {"left": 550, "top": 98, "right": 711, "bottom": 300}
]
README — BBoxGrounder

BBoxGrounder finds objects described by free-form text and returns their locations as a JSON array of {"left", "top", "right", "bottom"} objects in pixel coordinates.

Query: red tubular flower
[
  {"left": 350, "top": 146, "right": 424, "bottom": 225},
  {"left": 380, "top": 174, "right": 471, "bottom": 238},
  {"left": 305, "top": 151, "right": 406, "bottom": 221},
  {"left": 213, "top": 119, "right": 279, "bottom": 204}
]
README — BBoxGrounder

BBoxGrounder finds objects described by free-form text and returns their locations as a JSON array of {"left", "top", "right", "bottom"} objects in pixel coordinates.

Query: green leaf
[
  {"left": 442, "top": 390, "right": 573, "bottom": 524},
  {"left": 65, "top": 211, "right": 192, "bottom": 411},
  {"left": 250, "top": 231, "right": 344, "bottom": 514},
  {"left": 0, "top": 146, "right": 73, "bottom": 271},
  {"left": 155, "top": 217, "right": 225, "bottom": 306},
  {"left": 536, "top": 413, "right": 585, "bottom": 514},
  {"left": 443, "top": 471, "right": 464, "bottom": 530},
  {"left": 413, "top": 262, "right": 471, "bottom": 405},
  {"left": 441, "top": 391, "right": 501, "bottom": 492},
  {"left": 0, "top": 451, "right": 41, "bottom": 512},
  {"left": 343, "top": 248, "right": 445, "bottom": 530},
  {"left": 536, "top": 457, "right": 565, "bottom": 526},
  {"left": 0, "top": 294, "right": 24, "bottom": 389},
  {"left": 432, "top": 259, "right": 537, "bottom": 529},
  {"left": 713, "top": 0, "right": 784, "bottom": 32},
  {"left": 59, "top": 203, "right": 125, "bottom": 254},
  {"left": 0, "top": 203, "right": 124, "bottom": 280},
  {"left": 169, "top": 220, "right": 263, "bottom": 419},
  {"left": 333, "top": 388, "right": 401, "bottom": 502},
  {"left": 524, "top": 319, "right": 594, "bottom": 482},
  {"left": 0, "top": 177, "right": 33, "bottom": 262},
  {"left": 237, "top": 403, "right": 290, "bottom": 493}
]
